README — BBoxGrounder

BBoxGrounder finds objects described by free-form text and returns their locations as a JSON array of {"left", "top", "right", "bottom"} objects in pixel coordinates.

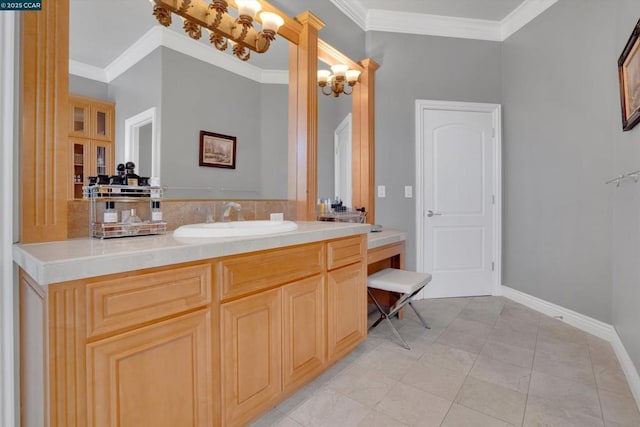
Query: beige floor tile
[
  {"left": 272, "top": 416, "right": 304, "bottom": 427},
  {"left": 420, "top": 342, "right": 477, "bottom": 375},
  {"left": 327, "top": 364, "right": 397, "bottom": 408},
  {"left": 375, "top": 382, "right": 452, "bottom": 427},
  {"left": 598, "top": 388, "right": 640, "bottom": 427},
  {"left": 357, "top": 410, "right": 409, "bottom": 427},
  {"left": 593, "top": 363, "right": 633, "bottom": 396},
  {"left": 455, "top": 376, "right": 527, "bottom": 425},
  {"left": 538, "top": 317, "right": 589, "bottom": 345},
  {"left": 447, "top": 317, "right": 494, "bottom": 336},
  {"left": 436, "top": 329, "right": 489, "bottom": 354},
  {"left": 400, "top": 359, "right": 466, "bottom": 400},
  {"left": 528, "top": 371, "right": 601, "bottom": 420},
  {"left": 523, "top": 395, "right": 605, "bottom": 427},
  {"left": 458, "top": 306, "right": 500, "bottom": 326},
  {"left": 250, "top": 408, "right": 289, "bottom": 427},
  {"left": 469, "top": 354, "right": 531, "bottom": 394},
  {"left": 533, "top": 347, "right": 596, "bottom": 387},
  {"left": 351, "top": 346, "right": 418, "bottom": 380},
  {"left": 488, "top": 324, "right": 538, "bottom": 350},
  {"left": 480, "top": 340, "right": 535, "bottom": 369},
  {"left": 288, "top": 387, "right": 370, "bottom": 427},
  {"left": 442, "top": 403, "right": 513, "bottom": 427}
]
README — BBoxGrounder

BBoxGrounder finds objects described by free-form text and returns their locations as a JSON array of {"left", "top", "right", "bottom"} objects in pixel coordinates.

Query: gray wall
[
  {"left": 259, "top": 83, "right": 289, "bottom": 199},
  {"left": 501, "top": 0, "right": 616, "bottom": 323},
  {"left": 108, "top": 48, "right": 162, "bottom": 166},
  {"left": 69, "top": 74, "right": 110, "bottom": 100},
  {"left": 611, "top": 0, "right": 640, "bottom": 372},
  {"left": 367, "top": 31, "right": 502, "bottom": 271}
]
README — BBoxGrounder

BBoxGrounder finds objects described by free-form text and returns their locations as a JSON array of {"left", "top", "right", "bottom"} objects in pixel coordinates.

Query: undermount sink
[{"left": 173, "top": 220, "right": 298, "bottom": 238}]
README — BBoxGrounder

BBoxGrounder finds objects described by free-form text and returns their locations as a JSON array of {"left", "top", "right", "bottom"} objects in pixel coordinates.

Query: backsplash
[{"left": 67, "top": 199, "right": 298, "bottom": 239}]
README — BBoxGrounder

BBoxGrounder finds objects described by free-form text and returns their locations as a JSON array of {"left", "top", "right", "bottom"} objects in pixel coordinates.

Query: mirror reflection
[
  {"left": 69, "top": 0, "right": 290, "bottom": 200},
  {"left": 317, "top": 58, "right": 352, "bottom": 207}
]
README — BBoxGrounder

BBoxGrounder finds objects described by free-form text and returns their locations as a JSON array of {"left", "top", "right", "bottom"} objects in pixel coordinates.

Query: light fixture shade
[
  {"left": 346, "top": 69, "right": 361, "bottom": 83},
  {"left": 317, "top": 70, "right": 331, "bottom": 84},
  {"left": 236, "top": 0, "right": 261, "bottom": 18},
  {"left": 330, "top": 64, "right": 348, "bottom": 77},
  {"left": 260, "top": 11, "right": 284, "bottom": 33}
]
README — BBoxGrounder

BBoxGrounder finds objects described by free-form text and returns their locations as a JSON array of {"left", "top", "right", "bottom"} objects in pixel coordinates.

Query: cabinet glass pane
[
  {"left": 74, "top": 107, "right": 85, "bottom": 133},
  {"left": 96, "top": 111, "right": 107, "bottom": 136},
  {"left": 73, "top": 143, "right": 85, "bottom": 199},
  {"left": 96, "top": 146, "right": 106, "bottom": 175}
]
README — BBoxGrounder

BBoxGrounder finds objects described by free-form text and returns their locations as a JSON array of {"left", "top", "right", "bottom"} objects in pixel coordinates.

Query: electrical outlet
[
  {"left": 404, "top": 185, "right": 413, "bottom": 198},
  {"left": 270, "top": 212, "right": 284, "bottom": 221},
  {"left": 377, "top": 185, "right": 386, "bottom": 198}
]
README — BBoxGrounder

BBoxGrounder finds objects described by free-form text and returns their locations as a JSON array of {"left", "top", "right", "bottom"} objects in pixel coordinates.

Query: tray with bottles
[
  {"left": 83, "top": 184, "right": 164, "bottom": 200},
  {"left": 317, "top": 207, "right": 367, "bottom": 223},
  {"left": 91, "top": 220, "right": 167, "bottom": 239}
]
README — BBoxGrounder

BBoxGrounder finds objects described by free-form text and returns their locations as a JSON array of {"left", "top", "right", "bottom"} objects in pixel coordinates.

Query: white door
[
  {"left": 416, "top": 101, "right": 501, "bottom": 298},
  {"left": 334, "top": 113, "right": 352, "bottom": 206}
]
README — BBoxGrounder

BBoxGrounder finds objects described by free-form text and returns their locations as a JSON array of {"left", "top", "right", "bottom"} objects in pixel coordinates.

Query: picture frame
[
  {"left": 199, "top": 131, "right": 236, "bottom": 169},
  {"left": 618, "top": 18, "right": 640, "bottom": 131}
]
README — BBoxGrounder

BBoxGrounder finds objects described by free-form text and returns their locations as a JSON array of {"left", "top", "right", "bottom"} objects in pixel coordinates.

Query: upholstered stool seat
[{"left": 367, "top": 268, "right": 432, "bottom": 349}]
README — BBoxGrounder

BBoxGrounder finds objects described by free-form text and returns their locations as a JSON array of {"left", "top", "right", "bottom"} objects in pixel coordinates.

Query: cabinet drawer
[
  {"left": 219, "top": 243, "right": 324, "bottom": 300},
  {"left": 327, "top": 235, "right": 366, "bottom": 270},
  {"left": 87, "top": 263, "right": 212, "bottom": 338}
]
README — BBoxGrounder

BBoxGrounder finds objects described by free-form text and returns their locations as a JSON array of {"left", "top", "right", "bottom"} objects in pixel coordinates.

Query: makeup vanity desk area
[{"left": 366, "top": 228, "right": 408, "bottom": 317}]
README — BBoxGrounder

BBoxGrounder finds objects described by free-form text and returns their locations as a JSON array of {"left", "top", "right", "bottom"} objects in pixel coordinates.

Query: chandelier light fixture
[
  {"left": 150, "top": 0, "right": 285, "bottom": 61},
  {"left": 317, "top": 64, "right": 361, "bottom": 97}
]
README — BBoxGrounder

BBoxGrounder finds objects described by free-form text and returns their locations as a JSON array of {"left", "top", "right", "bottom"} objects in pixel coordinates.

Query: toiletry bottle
[
  {"left": 151, "top": 201, "right": 163, "bottom": 222},
  {"left": 125, "top": 208, "right": 142, "bottom": 224},
  {"left": 124, "top": 161, "right": 139, "bottom": 187},
  {"left": 103, "top": 201, "right": 117, "bottom": 223}
]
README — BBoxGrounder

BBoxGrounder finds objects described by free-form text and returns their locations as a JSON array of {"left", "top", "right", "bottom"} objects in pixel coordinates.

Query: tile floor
[{"left": 251, "top": 296, "right": 640, "bottom": 426}]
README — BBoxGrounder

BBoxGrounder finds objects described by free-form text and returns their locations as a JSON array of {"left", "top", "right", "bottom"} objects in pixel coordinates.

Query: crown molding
[
  {"left": 501, "top": 0, "right": 558, "bottom": 40},
  {"left": 367, "top": 9, "right": 502, "bottom": 42},
  {"left": 330, "top": 0, "right": 557, "bottom": 42},
  {"left": 69, "top": 26, "right": 288, "bottom": 85},
  {"left": 328, "top": 0, "right": 367, "bottom": 31}
]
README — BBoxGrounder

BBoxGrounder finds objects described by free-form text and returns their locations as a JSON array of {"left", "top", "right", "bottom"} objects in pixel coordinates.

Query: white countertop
[
  {"left": 367, "top": 229, "right": 408, "bottom": 250},
  {"left": 13, "top": 223, "right": 408, "bottom": 287},
  {"left": 13, "top": 222, "right": 371, "bottom": 287}
]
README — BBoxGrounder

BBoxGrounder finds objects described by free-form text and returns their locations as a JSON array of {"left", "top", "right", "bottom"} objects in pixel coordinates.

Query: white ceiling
[
  {"left": 356, "top": 0, "right": 526, "bottom": 21},
  {"left": 69, "top": 0, "right": 557, "bottom": 83}
]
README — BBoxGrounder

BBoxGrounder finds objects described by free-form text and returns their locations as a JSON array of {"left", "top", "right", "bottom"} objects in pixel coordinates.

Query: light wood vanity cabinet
[{"left": 20, "top": 235, "right": 367, "bottom": 427}]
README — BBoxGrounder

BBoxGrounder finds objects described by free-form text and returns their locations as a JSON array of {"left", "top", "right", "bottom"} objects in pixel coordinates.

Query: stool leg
[
  {"left": 384, "top": 317, "right": 410, "bottom": 350},
  {"left": 408, "top": 301, "right": 430, "bottom": 329}
]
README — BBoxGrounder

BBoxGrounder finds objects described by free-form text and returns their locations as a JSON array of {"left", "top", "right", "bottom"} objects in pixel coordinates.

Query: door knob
[{"left": 427, "top": 210, "right": 442, "bottom": 217}]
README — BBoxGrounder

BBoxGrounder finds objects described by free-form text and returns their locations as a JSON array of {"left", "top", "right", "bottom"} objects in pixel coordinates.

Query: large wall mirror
[{"left": 69, "top": 0, "right": 292, "bottom": 200}]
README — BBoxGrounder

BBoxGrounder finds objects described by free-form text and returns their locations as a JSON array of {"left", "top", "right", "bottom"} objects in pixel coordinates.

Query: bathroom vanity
[{"left": 14, "top": 222, "right": 371, "bottom": 427}]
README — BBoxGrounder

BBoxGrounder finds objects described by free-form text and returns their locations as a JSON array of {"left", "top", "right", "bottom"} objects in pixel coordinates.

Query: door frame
[{"left": 415, "top": 100, "right": 502, "bottom": 296}]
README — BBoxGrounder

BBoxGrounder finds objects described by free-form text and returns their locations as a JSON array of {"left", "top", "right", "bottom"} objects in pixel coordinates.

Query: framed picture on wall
[
  {"left": 618, "top": 18, "right": 640, "bottom": 131},
  {"left": 199, "top": 131, "right": 236, "bottom": 169}
]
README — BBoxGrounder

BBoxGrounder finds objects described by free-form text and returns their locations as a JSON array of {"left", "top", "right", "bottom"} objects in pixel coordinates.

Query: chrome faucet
[{"left": 219, "top": 202, "right": 243, "bottom": 222}]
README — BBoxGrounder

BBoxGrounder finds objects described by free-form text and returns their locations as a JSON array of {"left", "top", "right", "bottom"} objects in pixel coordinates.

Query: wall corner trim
[{"left": 502, "top": 285, "right": 640, "bottom": 410}]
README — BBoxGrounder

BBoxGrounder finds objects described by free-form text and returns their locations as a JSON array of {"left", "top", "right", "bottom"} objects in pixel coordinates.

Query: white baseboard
[{"left": 502, "top": 285, "right": 640, "bottom": 409}]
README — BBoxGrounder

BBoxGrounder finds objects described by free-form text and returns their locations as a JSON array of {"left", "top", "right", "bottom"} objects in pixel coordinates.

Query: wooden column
[
  {"left": 21, "top": 0, "right": 69, "bottom": 242},
  {"left": 288, "top": 12, "right": 324, "bottom": 220},
  {"left": 351, "top": 58, "right": 379, "bottom": 224}
]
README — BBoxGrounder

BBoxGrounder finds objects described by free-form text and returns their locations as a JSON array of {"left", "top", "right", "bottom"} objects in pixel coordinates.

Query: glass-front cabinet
[{"left": 68, "top": 94, "right": 115, "bottom": 199}]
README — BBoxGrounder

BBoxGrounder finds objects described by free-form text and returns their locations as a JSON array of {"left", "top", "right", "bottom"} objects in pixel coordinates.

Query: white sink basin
[{"left": 173, "top": 220, "right": 298, "bottom": 238}]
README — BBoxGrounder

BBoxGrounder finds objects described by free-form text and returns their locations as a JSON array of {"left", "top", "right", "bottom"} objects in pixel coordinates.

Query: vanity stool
[{"left": 367, "top": 268, "right": 432, "bottom": 350}]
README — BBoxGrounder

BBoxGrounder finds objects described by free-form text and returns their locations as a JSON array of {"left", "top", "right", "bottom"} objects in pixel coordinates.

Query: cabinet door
[
  {"left": 282, "top": 276, "right": 325, "bottom": 392},
  {"left": 90, "top": 140, "right": 113, "bottom": 177},
  {"left": 86, "top": 310, "right": 213, "bottom": 427},
  {"left": 91, "top": 103, "right": 114, "bottom": 141},
  {"left": 69, "top": 137, "right": 90, "bottom": 199},
  {"left": 221, "top": 288, "right": 282, "bottom": 427},
  {"left": 327, "top": 262, "right": 367, "bottom": 361},
  {"left": 69, "top": 98, "right": 91, "bottom": 138}
]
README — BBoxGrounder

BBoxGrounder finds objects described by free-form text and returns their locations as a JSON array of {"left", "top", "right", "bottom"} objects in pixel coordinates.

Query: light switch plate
[
  {"left": 404, "top": 185, "right": 413, "bottom": 198},
  {"left": 377, "top": 185, "right": 386, "bottom": 198},
  {"left": 270, "top": 212, "right": 284, "bottom": 221}
]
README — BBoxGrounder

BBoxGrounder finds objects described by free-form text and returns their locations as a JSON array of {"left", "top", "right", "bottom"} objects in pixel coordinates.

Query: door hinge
[{"left": 491, "top": 262, "right": 495, "bottom": 271}]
